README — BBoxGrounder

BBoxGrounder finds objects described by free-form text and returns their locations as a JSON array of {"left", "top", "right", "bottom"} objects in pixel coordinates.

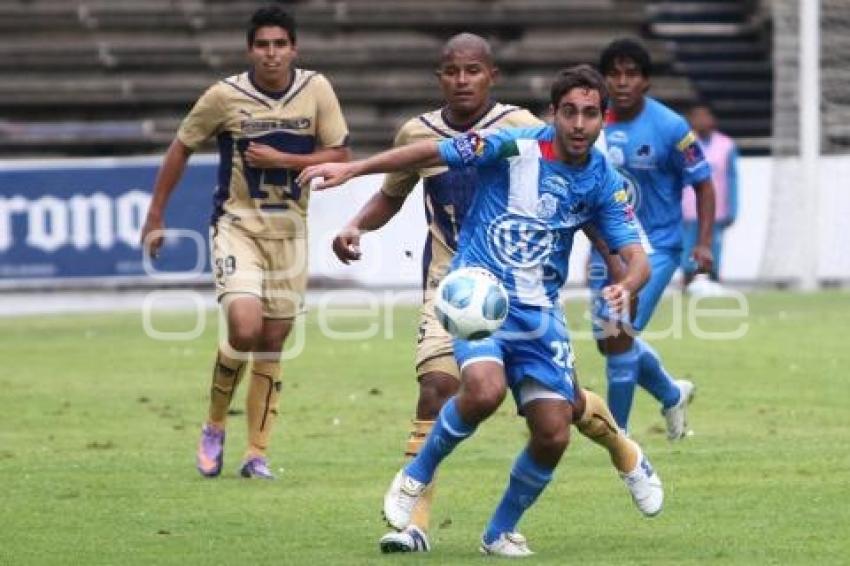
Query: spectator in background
[{"left": 681, "top": 103, "right": 739, "bottom": 292}]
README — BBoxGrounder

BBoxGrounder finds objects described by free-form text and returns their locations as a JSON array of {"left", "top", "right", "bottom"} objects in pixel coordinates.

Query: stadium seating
[
  {"left": 647, "top": 0, "right": 772, "bottom": 154},
  {"left": 0, "top": 0, "right": 770, "bottom": 156}
]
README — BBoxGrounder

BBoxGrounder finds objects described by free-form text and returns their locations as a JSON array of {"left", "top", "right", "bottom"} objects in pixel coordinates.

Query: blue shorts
[
  {"left": 588, "top": 247, "right": 680, "bottom": 334},
  {"left": 453, "top": 304, "right": 577, "bottom": 410}
]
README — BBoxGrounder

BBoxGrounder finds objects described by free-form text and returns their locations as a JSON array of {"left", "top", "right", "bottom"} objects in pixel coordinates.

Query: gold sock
[
  {"left": 406, "top": 420, "right": 436, "bottom": 532},
  {"left": 245, "top": 360, "right": 281, "bottom": 459},
  {"left": 576, "top": 390, "right": 639, "bottom": 473},
  {"left": 207, "top": 350, "right": 246, "bottom": 428}
]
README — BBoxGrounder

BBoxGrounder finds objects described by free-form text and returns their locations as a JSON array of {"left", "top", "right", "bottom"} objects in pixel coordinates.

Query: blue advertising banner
[{"left": 0, "top": 155, "right": 218, "bottom": 284}]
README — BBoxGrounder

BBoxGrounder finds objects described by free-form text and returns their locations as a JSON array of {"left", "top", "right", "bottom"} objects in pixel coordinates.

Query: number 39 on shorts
[{"left": 215, "top": 255, "right": 236, "bottom": 285}]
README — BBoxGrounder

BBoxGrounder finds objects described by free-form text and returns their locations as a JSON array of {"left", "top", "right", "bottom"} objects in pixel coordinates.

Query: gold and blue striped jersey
[{"left": 178, "top": 68, "right": 349, "bottom": 238}]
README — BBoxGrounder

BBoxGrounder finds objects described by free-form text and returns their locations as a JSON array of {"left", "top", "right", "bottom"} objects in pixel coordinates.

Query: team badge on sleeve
[
  {"left": 452, "top": 132, "right": 486, "bottom": 165},
  {"left": 677, "top": 131, "right": 705, "bottom": 166}
]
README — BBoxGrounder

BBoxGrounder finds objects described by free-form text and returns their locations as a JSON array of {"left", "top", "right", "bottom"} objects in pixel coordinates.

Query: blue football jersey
[
  {"left": 438, "top": 125, "right": 640, "bottom": 307},
  {"left": 604, "top": 97, "right": 711, "bottom": 250}
]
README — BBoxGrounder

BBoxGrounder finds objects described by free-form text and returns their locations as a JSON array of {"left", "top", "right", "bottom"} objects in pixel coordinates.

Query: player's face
[
  {"left": 604, "top": 57, "right": 649, "bottom": 115},
  {"left": 552, "top": 87, "right": 604, "bottom": 165},
  {"left": 249, "top": 26, "right": 297, "bottom": 89},
  {"left": 437, "top": 50, "right": 497, "bottom": 118}
]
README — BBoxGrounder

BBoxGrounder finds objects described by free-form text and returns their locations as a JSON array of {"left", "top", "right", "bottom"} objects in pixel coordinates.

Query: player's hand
[
  {"left": 691, "top": 243, "right": 714, "bottom": 274},
  {"left": 297, "top": 162, "right": 358, "bottom": 191},
  {"left": 245, "top": 142, "right": 286, "bottom": 169},
  {"left": 601, "top": 283, "right": 632, "bottom": 317},
  {"left": 332, "top": 227, "right": 363, "bottom": 264},
  {"left": 140, "top": 214, "right": 165, "bottom": 259}
]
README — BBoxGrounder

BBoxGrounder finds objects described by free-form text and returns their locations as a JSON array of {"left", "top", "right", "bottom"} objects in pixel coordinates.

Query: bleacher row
[{"left": 0, "top": 0, "right": 769, "bottom": 157}]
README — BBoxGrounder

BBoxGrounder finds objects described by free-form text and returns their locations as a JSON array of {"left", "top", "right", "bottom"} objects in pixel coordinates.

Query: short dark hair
[
  {"left": 247, "top": 6, "right": 297, "bottom": 46},
  {"left": 599, "top": 38, "right": 651, "bottom": 77},
  {"left": 686, "top": 101, "right": 712, "bottom": 115},
  {"left": 550, "top": 64, "right": 609, "bottom": 112}
]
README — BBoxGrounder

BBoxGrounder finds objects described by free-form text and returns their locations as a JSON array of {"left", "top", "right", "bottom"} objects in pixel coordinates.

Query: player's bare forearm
[
  {"left": 352, "top": 191, "right": 406, "bottom": 232},
  {"left": 147, "top": 139, "right": 192, "bottom": 220},
  {"left": 333, "top": 191, "right": 405, "bottom": 264},
  {"left": 617, "top": 243, "right": 650, "bottom": 295},
  {"left": 141, "top": 138, "right": 192, "bottom": 256},
  {"left": 297, "top": 140, "right": 441, "bottom": 190},
  {"left": 691, "top": 178, "right": 716, "bottom": 273},
  {"left": 246, "top": 143, "right": 350, "bottom": 170},
  {"left": 694, "top": 179, "right": 716, "bottom": 247}
]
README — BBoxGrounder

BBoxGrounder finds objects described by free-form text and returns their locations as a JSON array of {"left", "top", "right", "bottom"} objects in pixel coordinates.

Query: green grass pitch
[{"left": 1, "top": 291, "right": 848, "bottom": 564}]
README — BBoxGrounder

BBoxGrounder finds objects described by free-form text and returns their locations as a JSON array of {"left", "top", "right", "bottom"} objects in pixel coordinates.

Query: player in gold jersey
[
  {"left": 329, "top": 34, "right": 657, "bottom": 553},
  {"left": 141, "top": 6, "right": 350, "bottom": 479}
]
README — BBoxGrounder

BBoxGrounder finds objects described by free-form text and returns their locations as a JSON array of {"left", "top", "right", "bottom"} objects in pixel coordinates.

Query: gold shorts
[
  {"left": 415, "top": 291, "right": 460, "bottom": 380},
  {"left": 210, "top": 222, "right": 307, "bottom": 319}
]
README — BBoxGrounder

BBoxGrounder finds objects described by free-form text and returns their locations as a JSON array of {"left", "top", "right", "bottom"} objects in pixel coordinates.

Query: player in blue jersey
[
  {"left": 590, "top": 39, "right": 716, "bottom": 438},
  {"left": 299, "top": 65, "right": 662, "bottom": 557}
]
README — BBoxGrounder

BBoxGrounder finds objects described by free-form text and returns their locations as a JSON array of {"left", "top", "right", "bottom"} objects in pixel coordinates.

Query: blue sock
[
  {"left": 483, "top": 449, "right": 554, "bottom": 545},
  {"left": 606, "top": 343, "right": 640, "bottom": 430},
  {"left": 405, "top": 397, "right": 475, "bottom": 484},
  {"left": 635, "top": 338, "right": 681, "bottom": 409}
]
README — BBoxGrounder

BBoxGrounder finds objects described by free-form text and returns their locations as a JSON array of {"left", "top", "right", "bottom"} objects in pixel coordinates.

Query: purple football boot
[
  {"left": 196, "top": 424, "right": 225, "bottom": 477},
  {"left": 239, "top": 456, "right": 275, "bottom": 479}
]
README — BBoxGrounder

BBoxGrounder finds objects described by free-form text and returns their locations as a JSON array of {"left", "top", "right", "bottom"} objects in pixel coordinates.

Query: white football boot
[
  {"left": 479, "top": 532, "right": 534, "bottom": 557},
  {"left": 620, "top": 444, "right": 664, "bottom": 516},
  {"left": 378, "top": 525, "right": 431, "bottom": 553},
  {"left": 383, "top": 468, "right": 427, "bottom": 530},
  {"left": 662, "top": 379, "right": 696, "bottom": 440}
]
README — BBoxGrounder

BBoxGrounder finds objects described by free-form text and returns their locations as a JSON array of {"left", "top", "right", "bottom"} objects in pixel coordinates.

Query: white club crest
[{"left": 536, "top": 193, "right": 558, "bottom": 219}]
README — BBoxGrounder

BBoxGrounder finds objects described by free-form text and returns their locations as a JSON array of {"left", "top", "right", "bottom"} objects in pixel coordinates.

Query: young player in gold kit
[{"left": 141, "top": 6, "right": 350, "bottom": 479}]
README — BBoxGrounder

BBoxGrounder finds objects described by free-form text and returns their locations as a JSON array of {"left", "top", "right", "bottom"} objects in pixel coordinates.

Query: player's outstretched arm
[
  {"left": 297, "top": 140, "right": 442, "bottom": 190},
  {"left": 602, "top": 243, "right": 649, "bottom": 316},
  {"left": 141, "top": 139, "right": 193, "bottom": 258},
  {"left": 333, "top": 191, "right": 405, "bottom": 264}
]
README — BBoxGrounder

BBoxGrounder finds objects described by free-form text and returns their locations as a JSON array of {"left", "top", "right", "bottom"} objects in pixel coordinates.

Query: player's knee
[
  {"left": 256, "top": 323, "right": 292, "bottom": 354},
  {"left": 256, "top": 331, "right": 289, "bottom": 353},
  {"left": 533, "top": 420, "right": 571, "bottom": 456},
  {"left": 417, "top": 372, "right": 460, "bottom": 420},
  {"left": 228, "top": 324, "right": 263, "bottom": 352},
  {"left": 460, "top": 369, "right": 506, "bottom": 416},
  {"left": 598, "top": 333, "right": 634, "bottom": 356}
]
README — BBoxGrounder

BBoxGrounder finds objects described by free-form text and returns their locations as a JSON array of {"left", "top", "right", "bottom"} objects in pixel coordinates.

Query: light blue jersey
[
  {"left": 403, "top": 125, "right": 643, "bottom": 543},
  {"left": 604, "top": 97, "right": 711, "bottom": 251},
  {"left": 438, "top": 125, "right": 640, "bottom": 308}
]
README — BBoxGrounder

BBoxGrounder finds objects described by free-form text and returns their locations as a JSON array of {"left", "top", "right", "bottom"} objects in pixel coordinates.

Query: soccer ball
[{"left": 434, "top": 267, "right": 509, "bottom": 340}]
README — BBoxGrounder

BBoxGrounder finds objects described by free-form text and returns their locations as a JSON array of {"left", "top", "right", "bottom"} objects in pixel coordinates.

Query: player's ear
[{"left": 489, "top": 65, "right": 500, "bottom": 82}]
